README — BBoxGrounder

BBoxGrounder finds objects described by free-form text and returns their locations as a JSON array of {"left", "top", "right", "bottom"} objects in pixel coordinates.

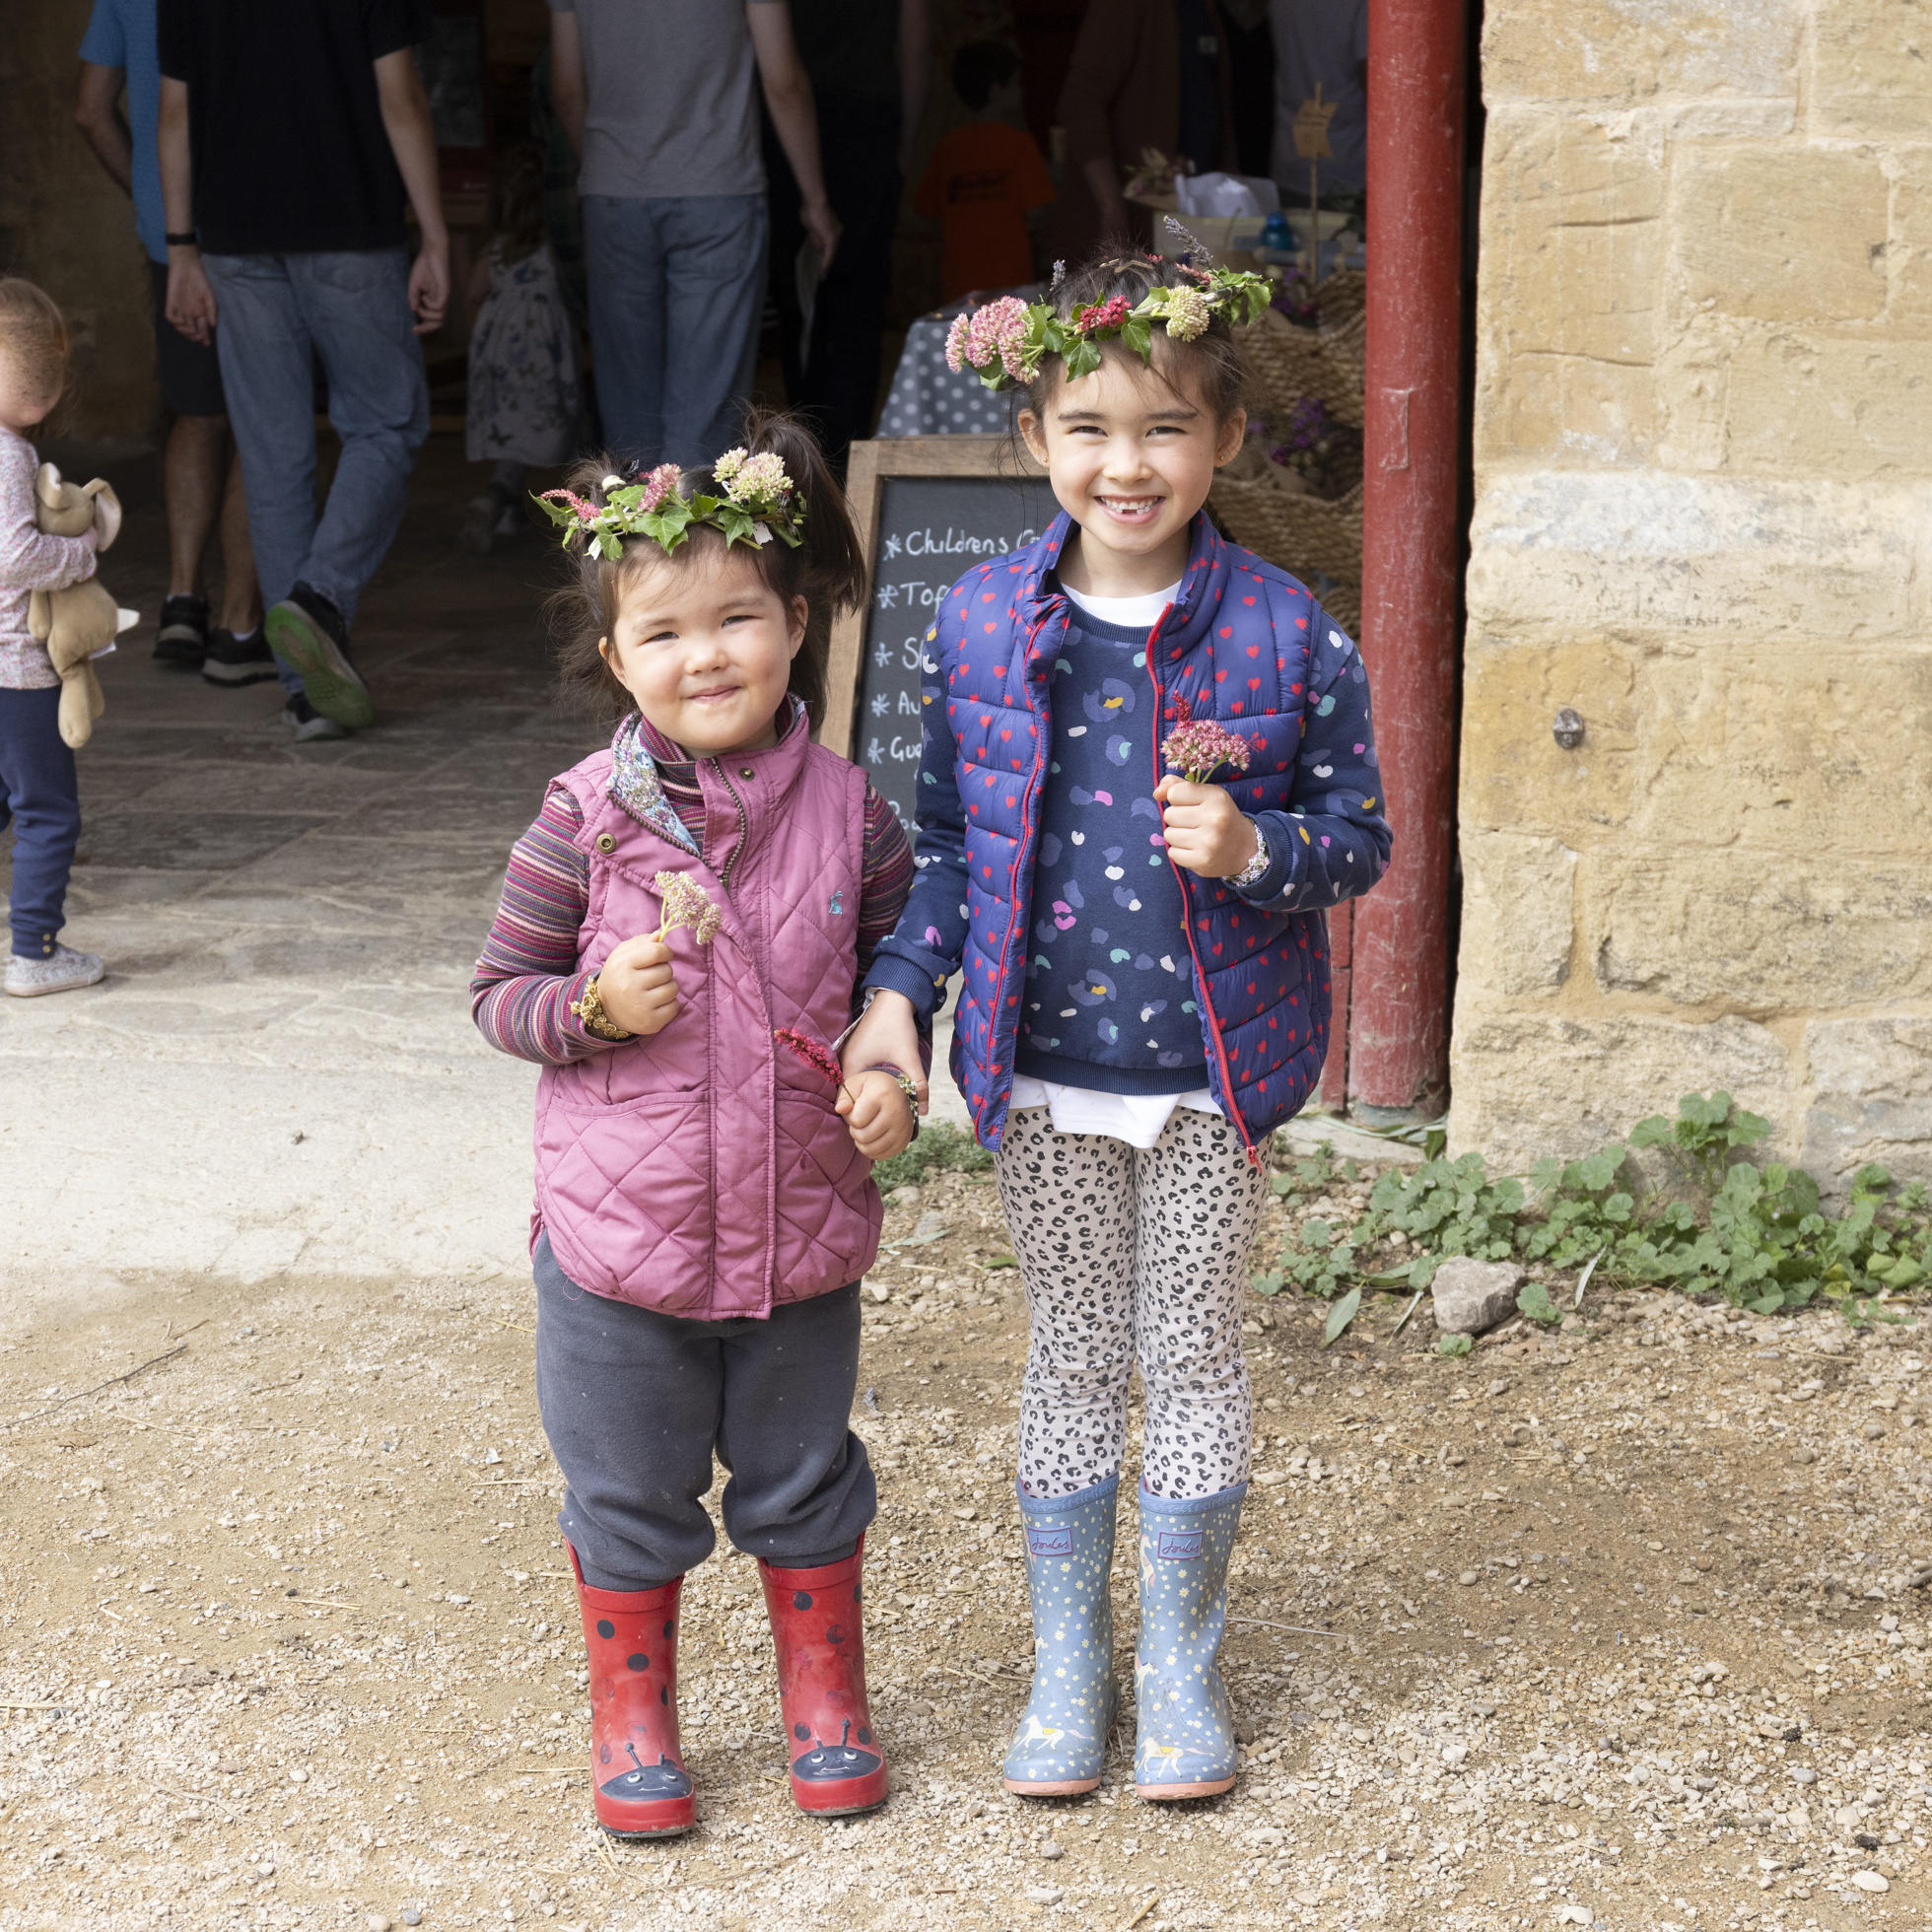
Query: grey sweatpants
[{"left": 534, "top": 1233, "right": 877, "bottom": 1590}]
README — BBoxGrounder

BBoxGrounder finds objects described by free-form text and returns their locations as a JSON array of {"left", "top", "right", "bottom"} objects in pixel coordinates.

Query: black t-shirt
[{"left": 158, "top": 0, "right": 430, "bottom": 255}]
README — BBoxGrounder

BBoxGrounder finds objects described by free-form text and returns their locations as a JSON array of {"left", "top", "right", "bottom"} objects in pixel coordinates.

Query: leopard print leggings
[{"left": 995, "top": 1106, "right": 1268, "bottom": 1500}]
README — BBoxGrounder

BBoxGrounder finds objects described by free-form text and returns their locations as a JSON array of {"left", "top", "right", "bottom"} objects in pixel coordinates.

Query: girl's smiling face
[
  {"left": 599, "top": 546, "right": 806, "bottom": 758},
  {"left": 1018, "top": 348, "right": 1245, "bottom": 598}
]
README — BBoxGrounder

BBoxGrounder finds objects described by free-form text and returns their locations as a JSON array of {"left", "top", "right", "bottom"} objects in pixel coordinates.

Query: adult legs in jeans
[
  {"left": 583, "top": 194, "right": 769, "bottom": 469},
  {"left": 531, "top": 1232, "right": 876, "bottom": 1590},
  {"left": 203, "top": 248, "right": 429, "bottom": 692}
]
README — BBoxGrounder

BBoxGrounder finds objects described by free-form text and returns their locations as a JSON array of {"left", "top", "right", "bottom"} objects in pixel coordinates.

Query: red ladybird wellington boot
[
  {"left": 569, "top": 1546, "right": 695, "bottom": 1838},
  {"left": 757, "top": 1541, "right": 889, "bottom": 1816}
]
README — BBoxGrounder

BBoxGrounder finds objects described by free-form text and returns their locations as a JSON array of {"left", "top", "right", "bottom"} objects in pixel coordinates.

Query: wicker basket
[
  {"left": 1208, "top": 469, "right": 1363, "bottom": 586},
  {"left": 1246, "top": 302, "right": 1367, "bottom": 431}
]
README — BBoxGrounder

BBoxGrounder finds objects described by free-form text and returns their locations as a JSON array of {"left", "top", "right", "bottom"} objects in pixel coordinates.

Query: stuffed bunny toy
[{"left": 26, "top": 462, "right": 137, "bottom": 749}]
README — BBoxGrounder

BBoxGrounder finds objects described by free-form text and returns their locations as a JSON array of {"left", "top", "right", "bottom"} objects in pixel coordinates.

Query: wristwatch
[
  {"left": 1230, "top": 817, "right": 1273, "bottom": 890},
  {"left": 570, "top": 973, "right": 634, "bottom": 1042}
]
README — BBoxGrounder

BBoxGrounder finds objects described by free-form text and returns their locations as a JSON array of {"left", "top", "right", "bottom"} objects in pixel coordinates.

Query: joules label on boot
[
  {"left": 1026, "top": 1527, "right": 1073, "bottom": 1557},
  {"left": 1155, "top": 1529, "right": 1205, "bottom": 1560}
]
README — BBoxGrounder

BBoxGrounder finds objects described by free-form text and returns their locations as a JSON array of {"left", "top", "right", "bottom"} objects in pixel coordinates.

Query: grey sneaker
[
  {"left": 6, "top": 943, "right": 105, "bottom": 999},
  {"left": 282, "top": 694, "right": 347, "bottom": 742},
  {"left": 265, "top": 585, "right": 373, "bottom": 729}
]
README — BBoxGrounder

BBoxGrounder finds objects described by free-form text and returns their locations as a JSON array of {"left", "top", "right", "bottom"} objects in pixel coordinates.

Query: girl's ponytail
[{"left": 732, "top": 406, "right": 866, "bottom": 726}]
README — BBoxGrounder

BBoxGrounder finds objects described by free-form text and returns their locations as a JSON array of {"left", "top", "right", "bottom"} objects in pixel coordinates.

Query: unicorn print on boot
[
  {"left": 1133, "top": 1482, "right": 1246, "bottom": 1800},
  {"left": 1003, "top": 1474, "right": 1120, "bottom": 1795}
]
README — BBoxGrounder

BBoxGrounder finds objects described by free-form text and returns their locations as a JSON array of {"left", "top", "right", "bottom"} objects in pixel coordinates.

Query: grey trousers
[{"left": 534, "top": 1233, "right": 876, "bottom": 1591}]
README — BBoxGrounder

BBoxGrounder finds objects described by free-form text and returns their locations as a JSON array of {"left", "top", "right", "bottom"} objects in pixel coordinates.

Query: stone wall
[{"left": 1455, "top": 0, "right": 1932, "bottom": 1191}]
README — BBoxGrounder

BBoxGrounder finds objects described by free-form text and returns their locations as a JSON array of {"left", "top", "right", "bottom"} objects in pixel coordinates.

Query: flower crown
[
  {"left": 537, "top": 448, "right": 803, "bottom": 562},
  {"left": 945, "top": 223, "right": 1271, "bottom": 393}
]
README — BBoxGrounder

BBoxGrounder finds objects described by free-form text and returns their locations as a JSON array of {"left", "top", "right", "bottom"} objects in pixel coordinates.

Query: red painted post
[{"left": 1349, "top": 0, "right": 1466, "bottom": 1118}]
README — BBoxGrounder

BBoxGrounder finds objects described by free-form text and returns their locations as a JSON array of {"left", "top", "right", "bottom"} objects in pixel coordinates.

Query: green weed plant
[{"left": 1254, "top": 1093, "right": 1931, "bottom": 1327}]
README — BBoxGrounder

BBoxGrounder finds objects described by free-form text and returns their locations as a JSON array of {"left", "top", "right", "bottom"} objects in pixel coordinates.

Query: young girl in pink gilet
[{"left": 472, "top": 413, "right": 918, "bottom": 1840}]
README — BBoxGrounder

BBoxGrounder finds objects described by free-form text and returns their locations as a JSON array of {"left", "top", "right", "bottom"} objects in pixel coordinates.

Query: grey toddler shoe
[{"left": 5, "top": 943, "right": 105, "bottom": 998}]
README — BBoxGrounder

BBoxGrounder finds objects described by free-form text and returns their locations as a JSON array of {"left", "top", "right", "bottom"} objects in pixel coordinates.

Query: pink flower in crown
[
  {"left": 538, "top": 488, "right": 601, "bottom": 522},
  {"left": 1074, "top": 294, "right": 1132, "bottom": 335},
  {"left": 638, "top": 463, "right": 682, "bottom": 514},
  {"left": 967, "top": 297, "right": 1032, "bottom": 380},
  {"left": 944, "top": 311, "right": 973, "bottom": 373}
]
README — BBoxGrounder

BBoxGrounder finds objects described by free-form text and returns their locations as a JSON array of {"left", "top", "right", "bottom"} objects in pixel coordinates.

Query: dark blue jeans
[
  {"left": 0, "top": 686, "right": 81, "bottom": 959},
  {"left": 533, "top": 1231, "right": 876, "bottom": 1591},
  {"left": 202, "top": 248, "right": 430, "bottom": 693},
  {"left": 581, "top": 192, "right": 768, "bottom": 467}
]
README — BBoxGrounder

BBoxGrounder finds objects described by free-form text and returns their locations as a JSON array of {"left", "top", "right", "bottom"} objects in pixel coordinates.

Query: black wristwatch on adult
[{"left": 166, "top": 230, "right": 199, "bottom": 246}]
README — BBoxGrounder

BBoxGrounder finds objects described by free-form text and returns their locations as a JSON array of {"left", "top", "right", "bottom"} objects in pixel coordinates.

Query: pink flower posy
[
  {"left": 652, "top": 870, "right": 722, "bottom": 944},
  {"left": 1161, "top": 699, "right": 1253, "bottom": 784}
]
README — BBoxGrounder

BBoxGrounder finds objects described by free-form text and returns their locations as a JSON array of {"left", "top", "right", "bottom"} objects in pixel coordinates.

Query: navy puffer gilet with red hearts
[{"left": 867, "top": 512, "right": 1350, "bottom": 1161}]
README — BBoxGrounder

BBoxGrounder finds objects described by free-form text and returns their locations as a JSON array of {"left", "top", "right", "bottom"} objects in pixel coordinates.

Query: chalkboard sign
[{"left": 824, "top": 437, "right": 1058, "bottom": 830}]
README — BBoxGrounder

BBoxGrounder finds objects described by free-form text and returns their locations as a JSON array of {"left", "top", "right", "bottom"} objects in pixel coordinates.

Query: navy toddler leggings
[{"left": 0, "top": 686, "right": 80, "bottom": 959}]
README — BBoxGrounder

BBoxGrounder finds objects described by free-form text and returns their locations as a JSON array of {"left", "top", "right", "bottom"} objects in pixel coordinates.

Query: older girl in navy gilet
[{"left": 843, "top": 250, "right": 1392, "bottom": 1801}]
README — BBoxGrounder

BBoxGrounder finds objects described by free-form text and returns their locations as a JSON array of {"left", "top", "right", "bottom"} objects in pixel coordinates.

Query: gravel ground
[{"left": 4, "top": 1157, "right": 1930, "bottom": 1932}]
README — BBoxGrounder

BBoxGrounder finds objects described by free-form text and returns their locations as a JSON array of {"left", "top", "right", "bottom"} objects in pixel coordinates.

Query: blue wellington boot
[
  {"left": 1133, "top": 1482, "right": 1246, "bottom": 1800},
  {"left": 1001, "top": 1474, "right": 1121, "bottom": 1795}
]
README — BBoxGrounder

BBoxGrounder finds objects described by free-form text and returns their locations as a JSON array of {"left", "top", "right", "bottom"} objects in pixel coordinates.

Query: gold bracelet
[{"left": 570, "top": 973, "right": 634, "bottom": 1042}]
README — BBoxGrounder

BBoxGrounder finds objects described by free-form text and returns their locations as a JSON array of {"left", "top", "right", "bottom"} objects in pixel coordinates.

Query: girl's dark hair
[
  {"left": 489, "top": 140, "right": 545, "bottom": 265},
  {"left": 551, "top": 407, "right": 866, "bottom": 730},
  {"left": 1020, "top": 249, "right": 1252, "bottom": 426}
]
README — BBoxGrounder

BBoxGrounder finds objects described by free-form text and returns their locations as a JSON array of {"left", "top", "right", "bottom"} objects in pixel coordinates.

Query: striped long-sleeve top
[{"left": 471, "top": 708, "right": 915, "bottom": 1065}]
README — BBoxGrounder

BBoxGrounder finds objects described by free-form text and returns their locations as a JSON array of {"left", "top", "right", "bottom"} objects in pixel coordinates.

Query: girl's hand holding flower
[
  {"left": 1153, "top": 774, "right": 1263, "bottom": 879},
  {"left": 593, "top": 933, "right": 680, "bottom": 1036},
  {"left": 836, "top": 1070, "right": 918, "bottom": 1162}
]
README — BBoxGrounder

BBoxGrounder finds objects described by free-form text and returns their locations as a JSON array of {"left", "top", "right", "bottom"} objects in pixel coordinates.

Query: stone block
[
  {"left": 1467, "top": 470, "right": 1928, "bottom": 642},
  {"left": 1460, "top": 633, "right": 1932, "bottom": 860},
  {"left": 1812, "top": 0, "right": 1932, "bottom": 142},
  {"left": 1448, "top": 1012, "right": 1793, "bottom": 1173},
  {"left": 1476, "top": 352, "right": 1659, "bottom": 467},
  {"left": 1483, "top": 0, "right": 1802, "bottom": 105},
  {"left": 1800, "top": 1017, "right": 1932, "bottom": 1197},
  {"left": 1588, "top": 856, "right": 1932, "bottom": 1010},
  {"left": 1722, "top": 333, "right": 1932, "bottom": 480},
  {"left": 1896, "top": 150, "right": 1932, "bottom": 317},
  {"left": 1432, "top": 1259, "right": 1527, "bottom": 1337},
  {"left": 1668, "top": 145, "right": 1887, "bottom": 324},
  {"left": 1665, "top": 98, "right": 1797, "bottom": 139},
  {"left": 1653, "top": 328, "right": 1732, "bottom": 471},
  {"left": 1458, "top": 833, "right": 1577, "bottom": 999},
  {"left": 1478, "top": 108, "right": 1664, "bottom": 367}
]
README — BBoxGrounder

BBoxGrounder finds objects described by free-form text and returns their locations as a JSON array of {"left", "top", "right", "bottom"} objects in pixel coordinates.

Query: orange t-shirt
[{"left": 916, "top": 121, "right": 1057, "bottom": 301}]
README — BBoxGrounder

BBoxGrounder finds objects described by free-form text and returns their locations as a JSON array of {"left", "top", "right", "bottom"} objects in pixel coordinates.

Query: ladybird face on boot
[
  {"left": 601, "top": 1739, "right": 692, "bottom": 1802},
  {"left": 793, "top": 1716, "right": 882, "bottom": 1782}
]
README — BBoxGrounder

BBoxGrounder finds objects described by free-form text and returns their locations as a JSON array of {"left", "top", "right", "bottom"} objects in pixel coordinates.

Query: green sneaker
[{"left": 264, "top": 586, "right": 373, "bottom": 729}]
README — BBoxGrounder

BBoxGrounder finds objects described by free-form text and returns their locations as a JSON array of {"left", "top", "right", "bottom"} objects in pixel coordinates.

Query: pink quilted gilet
[{"left": 533, "top": 722, "right": 882, "bottom": 1319}]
